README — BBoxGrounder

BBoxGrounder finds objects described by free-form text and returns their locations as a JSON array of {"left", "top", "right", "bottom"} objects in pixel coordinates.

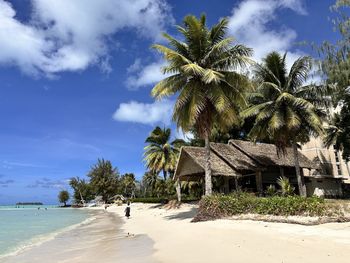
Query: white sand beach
[
  {"left": 107, "top": 203, "right": 350, "bottom": 263},
  {"left": 3, "top": 203, "right": 350, "bottom": 263}
]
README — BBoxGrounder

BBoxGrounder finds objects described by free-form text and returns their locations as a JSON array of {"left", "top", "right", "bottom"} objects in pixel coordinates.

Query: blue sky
[{"left": 0, "top": 0, "right": 339, "bottom": 204}]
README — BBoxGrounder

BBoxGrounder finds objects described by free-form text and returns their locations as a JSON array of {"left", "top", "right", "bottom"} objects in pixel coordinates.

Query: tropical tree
[
  {"left": 87, "top": 159, "right": 119, "bottom": 203},
  {"left": 315, "top": 0, "right": 350, "bottom": 103},
  {"left": 69, "top": 177, "right": 94, "bottom": 204},
  {"left": 241, "top": 52, "right": 328, "bottom": 196},
  {"left": 154, "top": 179, "right": 167, "bottom": 197},
  {"left": 144, "top": 126, "right": 185, "bottom": 180},
  {"left": 324, "top": 101, "right": 350, "bottom": 162},
  {"left": 151, "top": 14, "right": 252, "bottom": 195},
  {"left": 142, "top": 171, "right": 159, "bottom": 197},
  {"left": 58, "top": 190, "right": 70, "bottom": 206},
  {"left": 120, "top": 173, "right": 136, "bottom": 198},
  {"left": 316, "top": 0, "right": 350, "bottom": 162}
]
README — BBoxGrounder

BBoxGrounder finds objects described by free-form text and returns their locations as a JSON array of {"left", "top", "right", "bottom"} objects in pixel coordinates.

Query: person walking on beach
[{"left": 125, "top": 201, "right": 131, "bottom": 219}]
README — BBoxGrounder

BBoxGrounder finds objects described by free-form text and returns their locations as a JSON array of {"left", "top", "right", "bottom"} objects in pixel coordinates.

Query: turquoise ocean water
[{"left": 0, "top": 205, "right": 92, "bottom": 258}]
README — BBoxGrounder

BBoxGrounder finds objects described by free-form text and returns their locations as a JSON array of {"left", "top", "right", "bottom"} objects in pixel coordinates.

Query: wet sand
[{"left": 2, "top": 209, "right": 156, "bottom": 263}]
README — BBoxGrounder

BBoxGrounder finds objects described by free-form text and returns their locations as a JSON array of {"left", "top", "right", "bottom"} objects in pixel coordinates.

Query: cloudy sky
[{"left": 0, "top": 0, "right": 338, "bottom": 204}]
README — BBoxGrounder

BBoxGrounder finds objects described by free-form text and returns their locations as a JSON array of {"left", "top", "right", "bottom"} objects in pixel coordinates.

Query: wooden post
[
  {"left": 224, "top": 176, "right": 230, "bottom": 194},
  {"left": 176, "top": 180, "right": 181, "bottom": 202},
  {"left": 255, "top": 170, "right": 263, "bottom": 195},
  {"left": 234, "top": 176, "right": 240, "bottom": 191}
]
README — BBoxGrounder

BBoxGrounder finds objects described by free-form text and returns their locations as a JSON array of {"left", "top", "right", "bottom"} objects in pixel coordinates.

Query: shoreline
[
  {"left": 0, "top": 214, "right": 97, "bottom": 261},
  {"left": 1, "top": 208, "right": 157, "bottom": 263},
  {"left": 2, "top": 203, "right": 350, "bottom": 262}
]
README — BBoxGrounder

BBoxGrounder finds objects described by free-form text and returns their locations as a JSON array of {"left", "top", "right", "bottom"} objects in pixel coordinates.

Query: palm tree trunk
[
  {"left": 292, "top": 142, "right": 306, "bottom": 197},
  {"left": 163, "top": 170, "right": 167, "bottom": 180},
  {"left": 204, "top": 133, "right": 213, "bottom": 195}
]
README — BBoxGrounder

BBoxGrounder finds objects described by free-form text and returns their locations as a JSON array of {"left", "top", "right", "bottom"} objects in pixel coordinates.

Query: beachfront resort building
[{"left": 174, "top": 139, "right": 350, "bottom": 198}]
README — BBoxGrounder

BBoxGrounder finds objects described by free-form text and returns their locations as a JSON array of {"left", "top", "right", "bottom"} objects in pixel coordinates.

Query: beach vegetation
[
  {"left": 144, "top": 126, "right": 185, "bottom": 180},
  {"left": 315, "top": 1, "right": 350, "bottom": 160},
  {"left": 241, "top": 51, "right": 330, "bottom": 196},
  {"left": 88, "top": 159, "right": 120, "bottom": 203},
  {"left": 194, "top": 192, "right": 341, "bottom": 222},
  {"left": 265, "top": 184, "right": 277, "bottom": 197},
  {"left": 69, "top": 177, "right": 94, "bottom": 204},
  {"left": 151, "top": 14, "right": 252, "bottom": 195},
  {"left": 119, "top": 173, "right": 137, "bottom": 198},
  {"left": 277, "top": 176, "right": 295, "bottom": 196},
  {"left": 58, "top": 190, "right": 70, "bottom": 207}
]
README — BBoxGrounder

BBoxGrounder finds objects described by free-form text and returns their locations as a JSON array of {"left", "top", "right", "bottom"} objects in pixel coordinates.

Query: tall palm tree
[
  {"left": 151, "top": 15, "right": 252, "bottom": 195},
  {"left": 144, "top": 126, "right": 185, "bottom": 180},
  {"left": 241, "top": 52, "right": 328, "bottom": 196}
]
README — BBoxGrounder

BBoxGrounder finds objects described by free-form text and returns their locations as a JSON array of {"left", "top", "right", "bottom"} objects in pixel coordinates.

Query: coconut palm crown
[
  {"left": 144, "top": 126, "right": 184, "bottom": 180},
  {"left": 241, "top": 52, "right": 328, "bottom": 196},
  {"left": 151, "top": 14, "right": 252, "bottom": 195}
]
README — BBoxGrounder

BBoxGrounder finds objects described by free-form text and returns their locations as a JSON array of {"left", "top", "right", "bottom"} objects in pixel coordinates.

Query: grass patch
[{"left": 194, "top": 192, "right": 343, "bottom": 222}]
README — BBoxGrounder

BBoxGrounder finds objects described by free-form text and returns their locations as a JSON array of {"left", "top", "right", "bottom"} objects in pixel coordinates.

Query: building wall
[
  {"left": 301, "top": 136, "right": 350, "bottom": 196},
  {"left": 301, "top": 136, "right": 350, "bottom": 179},
  {"left": 305, "top": 178, "right": 343, "bottom": 197}
]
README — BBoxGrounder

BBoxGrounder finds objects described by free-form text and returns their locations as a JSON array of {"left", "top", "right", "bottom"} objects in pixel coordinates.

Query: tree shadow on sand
[{"left": 164, "top": 207, "right": 198, "bottom": 221}]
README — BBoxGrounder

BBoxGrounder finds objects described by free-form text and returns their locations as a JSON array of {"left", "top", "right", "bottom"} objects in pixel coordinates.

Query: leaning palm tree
[
  {"left": 144, "top": 126, "right": 185, "bottom": 180},
  {"left": 151, "top": 14, "right": 252, "bottom": 195},
  {"left": 241, "top": 52, "right": 328, "bottom": 196}
]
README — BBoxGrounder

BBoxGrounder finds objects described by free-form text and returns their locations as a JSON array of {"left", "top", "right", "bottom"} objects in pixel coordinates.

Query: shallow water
[
  {"left": 0, "top": 205, "right": 92, "bottom": 258},
  {"left": 2, "top": 209, "right": 157, "bottom": 263}
]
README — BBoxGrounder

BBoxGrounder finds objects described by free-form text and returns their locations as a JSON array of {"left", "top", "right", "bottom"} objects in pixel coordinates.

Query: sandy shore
[
  {"left": 3, "top": 203, "right": 350, "bottom": 263},
  {"left": 108, "top": 202, "right": 350, "bottom": 263},
  {"left": 1, "top": 209, "right": 155, "bottom": 263}
]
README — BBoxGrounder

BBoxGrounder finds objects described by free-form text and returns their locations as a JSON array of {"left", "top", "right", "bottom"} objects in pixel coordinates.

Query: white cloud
[
  {"left": 113, "top": 99, "right": 173, "bottom": 125},
  {"left": 174, "top": 128, "right": 194, "bottom": 142},
  {"left": 0, "top": 0, "right": 173, "bottom": 76},
  {"left": 228, "top": 0, "right": 307, "bottom": 63},
  {"left": 125, "top": 59, "right": 170, "bottom": 90}
]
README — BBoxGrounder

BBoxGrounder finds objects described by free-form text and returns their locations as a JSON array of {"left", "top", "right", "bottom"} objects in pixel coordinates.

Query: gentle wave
[{"left": 0, "top": 214, "right": 97, "bottom": 260}]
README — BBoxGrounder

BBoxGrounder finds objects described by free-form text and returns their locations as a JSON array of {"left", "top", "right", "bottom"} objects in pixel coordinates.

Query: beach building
[
  {"left": 301, "top": 136, "right": 350, "bottom": 196},
  {"left": 174, "top": 139, "right": 349, "bottom": 198}
]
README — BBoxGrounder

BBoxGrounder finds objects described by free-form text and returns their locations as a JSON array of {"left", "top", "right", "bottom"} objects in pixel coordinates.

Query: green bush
[
  {"left": 277, "top": 176, "right": 295, "bottom": 196},
  {"left": 266, "top": 185, "right": 277, "bottom": 196},
  {"left": 194, "top": 192, "right": 336, "bottom": 221}
]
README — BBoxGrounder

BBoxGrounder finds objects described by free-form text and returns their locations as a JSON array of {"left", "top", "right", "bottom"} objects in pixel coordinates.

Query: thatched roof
[
  {"left": 174, "top": 146, "right": 237, "bottom": 181},
  {"left": 229, "top": 140, "right": 318, "bottom": 169},
  {"left": 211, "top": 143, "right": 261, "bottom": 171},
  {"left": 174, "top": 139, "right": 319, "bottom": 181}
]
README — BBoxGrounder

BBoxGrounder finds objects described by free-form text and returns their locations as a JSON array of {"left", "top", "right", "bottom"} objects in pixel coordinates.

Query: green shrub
[
  {"left": 194, "top": 192, "right": 336, "bottom": 221},
  {"left": 266, "top": 185, "right": 277, "bottom": 196},
  {"left": 277, "top": 176, "right": 294, "bottom": 196}
]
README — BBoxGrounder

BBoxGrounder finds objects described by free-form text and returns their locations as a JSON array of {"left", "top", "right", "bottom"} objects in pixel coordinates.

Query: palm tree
[
  {"left": 87, "top": 159, "right": 119, "bottom": 203},
  {"left": 144, "top": 126, "right": 185, "bottom": 180},
  {"left": 142, "top": 171, "right": 159, "bottom": 196},
  {"left": 151, "top": 15, "right": 252, "bottom": 195},
  {"left": 241, "top": 52, "right": 327, "bottom": 196},
  {"left": 120, "top": 173, "right": 136, "bottom": 198}
]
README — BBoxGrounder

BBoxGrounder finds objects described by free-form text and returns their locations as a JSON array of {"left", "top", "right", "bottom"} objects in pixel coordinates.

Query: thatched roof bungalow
[{"left": 174, "top": 140, "right": 343, "bottom": 197}]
